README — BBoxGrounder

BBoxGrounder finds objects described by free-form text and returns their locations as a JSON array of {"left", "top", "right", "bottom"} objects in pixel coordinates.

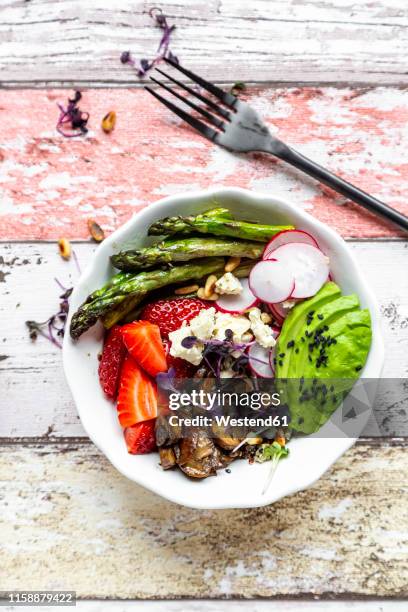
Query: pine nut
[
  {"left": 101, "top": 111, "right": 116, "bottom": 134},
  {"left": 204, "top": 274, "right": 218, "bottom": 298},
  {"left": 174, "top": 284, "right": 199, "bottom": 295},
  {"left": 88, "top": 219, "right": 105, "bottom": 242},
  {"left": 197, "top": 288, "right": 207, "bottom": 299},
  {"left": 58, "top": 238, "right": 71, "bottom": 260},
  {"left": 225, "top": 256, "right": 241, "bottom": 272},
  {"left": 261, "top": 312, "right": 272, "bottom": 323},
  {"left": 246, "top": 436, "right": 263, "bottom": 445},
  {"left": 206, "top": 292, "right": 219, "bottom": 301}
]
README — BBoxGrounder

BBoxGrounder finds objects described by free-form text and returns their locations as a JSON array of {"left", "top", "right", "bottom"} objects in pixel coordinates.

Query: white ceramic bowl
[{"left": 63, "top": 187, "right": 384, "bottom": 509}]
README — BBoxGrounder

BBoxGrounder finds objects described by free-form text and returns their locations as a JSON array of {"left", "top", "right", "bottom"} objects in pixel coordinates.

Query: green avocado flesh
[{"left": 275, "top": 282, "right": 372, "bottom": 434}]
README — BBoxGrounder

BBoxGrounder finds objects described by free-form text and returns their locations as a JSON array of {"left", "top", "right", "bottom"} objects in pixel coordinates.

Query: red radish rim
[
  {"left": 268, "top": 303, "right": 284, "bottom": 325},
  {"left": 271, "top": 326, "right": 281, "bottom": 339},
  {"left": 263, "top": 229, "right": 319, "bottom": 260},
  {"left": 215, "top": 298, "right": 259, "bottom": 314},
  {"left": 248, "top": 344, "right": 275, "bottom": 379},
  {"left": 249, "top": 260, "right": 295, "bottom": 304}
]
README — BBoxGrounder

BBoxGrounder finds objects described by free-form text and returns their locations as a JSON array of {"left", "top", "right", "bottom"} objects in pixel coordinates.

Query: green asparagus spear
[
  {"left": 70, "top": 258, "right": 226, "bottom": 339},
  {"left": 102, "top": 293, "right": 147, "bottom": 329},
  {"left": 111, "top": 237, "right": 264, "bottom": 272},
  {"left": 148, "top": 209, "right": 293, "bottom": 242},
  {"left": 117, "top": 259, "right": 257, "bottom": 326}
]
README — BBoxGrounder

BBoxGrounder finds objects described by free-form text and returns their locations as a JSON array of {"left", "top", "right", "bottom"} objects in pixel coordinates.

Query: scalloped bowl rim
[{"left": 63, "top": 187, "right": 384, "bottom": 509}]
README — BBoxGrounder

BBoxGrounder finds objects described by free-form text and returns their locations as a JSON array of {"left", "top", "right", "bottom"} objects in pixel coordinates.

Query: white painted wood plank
[
  {"left": 4, "top": 601, "right": 408, "bottom": 610},
  {"left": 0, "top": 240, "right": 407, "bottom": 438},
  {"left": 1, "top": 0, "right": 408, "bottom": 85},
  {"left": 0, "top": 442, "right": 407, "bottom": 598}
]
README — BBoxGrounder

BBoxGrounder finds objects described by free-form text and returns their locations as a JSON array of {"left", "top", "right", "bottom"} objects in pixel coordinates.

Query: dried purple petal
[
  {"left": 120, "top": 51, "right": 131, "bottom": 64},
  {"left": 56, "top": 91, "right": 89, "bottom": 138},
  {"left": 121, "top": 8, "right": 178, "bottom": 79}
]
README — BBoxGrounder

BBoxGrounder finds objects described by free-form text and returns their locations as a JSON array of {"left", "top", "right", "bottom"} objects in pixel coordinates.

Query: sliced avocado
[
  {"left": 276, "top": 281, "right": 341, "bottom": 378},
  {"left": 274, "top": 282, "right": 372, "bottom": 434},
  {"left": 289, "top": 294, "right": 360, "bottom": 378}
]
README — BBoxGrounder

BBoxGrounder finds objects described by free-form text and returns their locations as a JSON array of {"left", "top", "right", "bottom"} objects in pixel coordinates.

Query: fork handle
[{"left": 278, "top": 146, "right": 408, "bottom": 232}]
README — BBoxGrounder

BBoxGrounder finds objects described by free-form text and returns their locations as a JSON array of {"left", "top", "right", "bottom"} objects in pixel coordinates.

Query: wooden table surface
[{"left": 1, "top": 0, "right": 408, "bottom": 605}]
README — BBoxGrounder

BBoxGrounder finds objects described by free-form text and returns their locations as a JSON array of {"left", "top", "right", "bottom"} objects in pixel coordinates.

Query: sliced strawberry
[
  {"left": 98, "top": 325, "right": 126, "bottom": 399},
  {"left": 121, "top": 321, "right": 167, "bottom": 377},
  {"left": 140, "top": 297, "right": 210, "bottom": 338},
  {"left": 162, "top": 338, "right": 197, "bottom": 378},
  {"left": 124, "top": 419, "right": 156, "bottom": 454},
  {"left": 117, "top": 355, "right": 158, "bottom": 427}
]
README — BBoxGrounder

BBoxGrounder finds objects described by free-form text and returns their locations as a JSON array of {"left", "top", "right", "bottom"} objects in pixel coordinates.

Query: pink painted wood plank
[{"left": 0, "top": 88, "right": 407, "bottom": 239}]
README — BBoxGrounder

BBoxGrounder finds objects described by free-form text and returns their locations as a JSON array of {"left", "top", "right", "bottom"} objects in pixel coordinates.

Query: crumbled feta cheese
[
  {"left": 168, "top": 325, "right": 204, "bottom": 366},
  {"left": 189, "top": 307, "right": 216, "bottom": 340},
  {"left": 248, "top": 307, "right": 276, "bottom": 349},
  {"left": 214, "top": 272, "right": 243, "bottom": 295},
  {"left": 213, "top": 311, "right": 251, "bottom": 343},
  {"left": 282, "top": 299, "right": 296, "bottom": 310}
]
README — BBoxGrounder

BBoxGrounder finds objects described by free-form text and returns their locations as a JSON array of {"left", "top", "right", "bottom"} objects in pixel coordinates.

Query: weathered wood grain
[
  {"left": 0, "top": 241, "right": 407, "bottom": 439},
  {"left": 1, "top": 0, "right": 408, "bottom": 85},
  {"left": 0, "top": 442, "right": 407, "bottom": 598},
  {"left": 1, "top": 87, "right": 408, "bottom": 239},
  {"left": 16, "top": 604, "right": 406, "bottom": 611}
]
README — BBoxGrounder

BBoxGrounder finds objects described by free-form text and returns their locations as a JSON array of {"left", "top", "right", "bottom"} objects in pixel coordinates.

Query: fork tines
[{"left": 144, "top": 59, "right": 238, "bottom": 143}]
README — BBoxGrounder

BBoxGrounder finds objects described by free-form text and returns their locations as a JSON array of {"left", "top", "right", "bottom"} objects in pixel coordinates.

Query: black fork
[{"left": 145, "top": 58, "right": 408, "bottom": 232}]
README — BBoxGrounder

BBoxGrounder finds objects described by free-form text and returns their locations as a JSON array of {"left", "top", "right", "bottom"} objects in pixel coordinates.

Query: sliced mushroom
[
  {"left": 212, "top": 422, "right": 244, "bottom": 450},
  {"left": 177, "top": 430, "right": 232, "bottom": 479},
  {"left": 214, "top": 435, "right": 243, "bottom": 451},
  {"left": 159, "top": 447, "right": 177, "bottom": 470},
  {"left": 155, "top": 415, "right": 181, "bottom": 447}
]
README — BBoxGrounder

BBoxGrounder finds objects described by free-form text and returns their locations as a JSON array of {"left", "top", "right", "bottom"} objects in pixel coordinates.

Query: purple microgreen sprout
[
  {"left": 26, "top": 284, "right": 72, "bottom": 349},
  {"left": 26, "top": 250, "right": 80, "bottom": 348},
  {"left": 120, "top": 7, "right": 178, "bottom": 78},
  {"left": 181, "top": 331, "right": 255, "bottom": 380},
  {"left": 56, "top": 91, "right": 89, "bottom": 138}
]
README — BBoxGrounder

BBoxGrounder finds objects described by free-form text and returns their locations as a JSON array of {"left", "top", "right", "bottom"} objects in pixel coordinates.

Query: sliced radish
[
  {"left": 271, "top": 326, "right": 281, "bottom": 340},
  {"left": 248, "top": 343, "right": 274, "bottom": 378},
  {"left": 268, "top": 301, "right": 299, "bottom": 325},
  {"left": 269, "top": 346, "right": 276, "bottom": 374},
  {"left": 249, "top": 260, "right": 295, "bottom": 304},
  {"left": 263, "top": 229, "right": 319, "bottom": 260},
  {"left": 272, "top": 243, "right": 329, "bottom": 299},
  {"left": 215, "top": 278, "right": 258, "bottom": 314}
]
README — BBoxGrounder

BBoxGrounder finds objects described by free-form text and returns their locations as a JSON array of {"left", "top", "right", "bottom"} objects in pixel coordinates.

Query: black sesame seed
[
  {"left": 308, "top": 355, "right": 312, "bottom": 362},
  {"left": 279, "top": 360, "right": 283, "bottom": 366},
  {"left": 279, "top": 352, "right": 285, "bottom": 358},
  {"left": 355, "top": 365, "right": 362, "bottom": 372},
  {"left": 295, "top": 348, "right": 299, "bottom": 354},
  {"left": 301, "top": 337, "right": 305, "bottom": 343},
  {"left": 317, "top": 314, "right": 324, "bottom": 320},
  {"left": 287, "top": 340, "right": 295, "bottom": 348}
]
